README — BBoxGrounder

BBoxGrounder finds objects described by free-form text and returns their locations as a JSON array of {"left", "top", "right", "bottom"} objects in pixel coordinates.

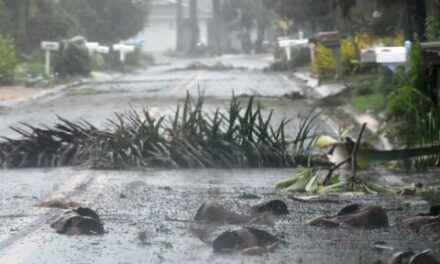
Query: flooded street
[
  {"left": 0, "top": 55, "right": 438, "bottom": 263},
  {"left": 0, "top": 168, "right": 437, "bottom": 264}
]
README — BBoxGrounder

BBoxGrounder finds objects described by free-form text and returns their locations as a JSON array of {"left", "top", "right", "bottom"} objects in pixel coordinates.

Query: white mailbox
[
  {"left": 85, "top": 42, "right": 99, "bottom": 52},
  {"left": 112, "top": 44, "right": 135, "bottom": 53},
  {"left": 376, "top": 47, "right": 406, "bottom": 64},
  {"left": 41, "top": 41, "right": 60, "bottom": 51},
  {"left": 277, "top": 37, "right": 310, "bottom": 61},
  {"left": 361, "top": 47, "right": 406, "bottom": 64},
  {"left": 96, "top": 46, "right": 110, "bottom": 54},
  {"left": 112, "top": 44, "right": 135, "bottom": 63},
  {"left": 41, "top": 41, "right": 60, "bottom": 75},
  {"left": 278, "top": 39, "right": 309, "bottom": 48}
]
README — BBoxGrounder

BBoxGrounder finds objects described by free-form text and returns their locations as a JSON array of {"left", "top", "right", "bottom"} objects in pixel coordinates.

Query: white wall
[{"left": 138, "top": 19, "right": 177, "bottom": 52}]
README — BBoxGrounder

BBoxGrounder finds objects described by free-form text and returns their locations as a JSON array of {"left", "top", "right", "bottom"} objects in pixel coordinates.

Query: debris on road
[
  {"left": 387, "top": 249, "right": 440, "bottom": 264},
  {"left": 174, "top": 61, "right": 248, "bottom": 71},
  {"left": 195, "top": 199, "right": 288, "bottom": 224},
  {"left": 308, "top": 203, "right": 389, "bottom": 228},
  {"left": 250, "top": 200, "right": 289, "bottom": 215},
  {"left": 194, "top": 201, "right": 249, "bottom": 224},
  {"left": 191, "top": 227, "right": 278, "bottom": 255},
  {"left": 50, "top": 207, "right": 104, "bottom": 235},
  {"left": 0, "top": 96, "right": 327, "bottom": 170},
  {"left": 397, "top": 205, "right": 440, "bottom": 232},
  {"left": 39, "top": 198, "right": 83, "bottom": 209}
]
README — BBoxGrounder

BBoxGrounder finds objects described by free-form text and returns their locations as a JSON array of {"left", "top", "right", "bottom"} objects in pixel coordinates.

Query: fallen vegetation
[{"left": 0, "top": 95, "right": 326, "bottom": 169}]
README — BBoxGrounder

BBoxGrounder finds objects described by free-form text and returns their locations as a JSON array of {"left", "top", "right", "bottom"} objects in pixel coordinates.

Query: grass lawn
[{"left": 352, "top": 93, "right": 384, "bottom": 113}]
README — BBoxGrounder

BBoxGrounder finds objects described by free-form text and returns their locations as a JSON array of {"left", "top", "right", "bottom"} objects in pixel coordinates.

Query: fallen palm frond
[
  {"left": 0, "top": 95, "right": 328, "bottom": 170},
  {"left": 275, "top": 168, "right": 394, "bottom": 194},
  {"left": 316, "top": 134, "right": 440, "bottom": 169}
]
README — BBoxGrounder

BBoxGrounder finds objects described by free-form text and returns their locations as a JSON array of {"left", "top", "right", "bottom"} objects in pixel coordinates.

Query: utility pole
[
  {"left": 176, "top": 0, "right": 184, "bottom": 51},
  {"left": 189, "top": 0, "right": 199, "bottom": 54}
]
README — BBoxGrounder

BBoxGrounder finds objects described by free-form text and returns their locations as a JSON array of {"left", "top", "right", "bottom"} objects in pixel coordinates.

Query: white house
[{"left": 137, "top": 0, "right": 213, "bottom": 52}]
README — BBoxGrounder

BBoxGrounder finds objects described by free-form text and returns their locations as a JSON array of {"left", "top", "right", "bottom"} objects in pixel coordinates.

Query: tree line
[{"left": 0, "top": 0, "right": 150, "bottom": 53}]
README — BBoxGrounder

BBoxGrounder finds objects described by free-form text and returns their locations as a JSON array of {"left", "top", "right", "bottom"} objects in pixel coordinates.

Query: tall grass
[{"left": 0, "top": 95, "right": 326, "bottom": 170}]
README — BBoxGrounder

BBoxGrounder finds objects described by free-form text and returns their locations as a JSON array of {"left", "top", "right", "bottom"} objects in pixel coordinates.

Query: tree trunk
[
  {"left": 413, "top": 0, "right": 427, "bottom": 41},
  {"left": 189, "top": 0, "right": 199, "bottom": 54},
  {"left": 176, "top": 0, "right": 184, "bottom": 51},
  {"left": 404, "top": 0, "right": 414, "bottom": 41},
  {"left": 212, "top": 0, "right": 222, "bottom": 55},
  {"left": 16, "top": 0, "right": 28, "bottom": 51},
  {"left": 254, "top": 18, "right": 266, "bottom": 54}
]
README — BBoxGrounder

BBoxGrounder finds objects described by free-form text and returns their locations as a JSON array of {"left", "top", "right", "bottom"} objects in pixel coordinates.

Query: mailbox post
[
  {"left": 277, "top": 37, "right": 309, "bottom": 61},
  {"left": 41, "top": 41, "right": 60, "bottom": 75},
  {"left": 310, "top": 31, "right": 342, "bottom": 78},
  {"left": 112, "top": 44, "right": 135, "bottom": 63}
]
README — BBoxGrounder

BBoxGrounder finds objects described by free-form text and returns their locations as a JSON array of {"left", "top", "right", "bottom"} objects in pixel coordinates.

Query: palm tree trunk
[
  {"left": 189, "top": 0, "right": 199, "bottom": 54},
  {"left": 17, "top": 0, "right": 28, "bottom": 50},
  {"left": 176, "top": 0, "right": 184, "bottom": 51},
  {"left": 254, "top": 18, "right": 266, "bottom": 54}
]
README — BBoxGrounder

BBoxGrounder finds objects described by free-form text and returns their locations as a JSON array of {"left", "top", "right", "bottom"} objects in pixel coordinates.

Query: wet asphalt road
[{"left": 0, "top": 55, "right": 437, "bottom": 263}]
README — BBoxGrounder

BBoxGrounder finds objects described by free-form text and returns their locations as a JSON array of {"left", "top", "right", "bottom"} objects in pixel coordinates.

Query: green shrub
[
  {"left": 54, "top": 40, "right": 91, "bottom": 77},
  {"left": 311, "top": 35, "right": 404, "bottom": 79},
  {"left": 354, "top": 77, "right": 382, "bottom": 96},
  {"left": 0, "top": 36, "right": 18, "bottom": 84},
  {"left": 13, "top": 63, "right": 46, "bottom": 86},
  {"left": 386, "top": 42, "right": 440, "bottom": 152},
  {"left": 352, "top": 93, "right": 384, "bottom": 113},
  {"left": 311, "top": 43, "right": 336, "bottom": 78},
  {"left": 426, "top": 16, "right": 440, "bottom": 41},
  {"left": 25, "top": 63, "right": 45, "bottom": 77},
  {"left": 126, "top": 47, "right": 155, "bottom": 67}
]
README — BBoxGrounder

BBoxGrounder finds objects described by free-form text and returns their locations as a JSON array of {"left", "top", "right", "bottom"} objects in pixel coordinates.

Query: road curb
[{"left": 0, "top": 72, "right": 124, "bottom": 108}]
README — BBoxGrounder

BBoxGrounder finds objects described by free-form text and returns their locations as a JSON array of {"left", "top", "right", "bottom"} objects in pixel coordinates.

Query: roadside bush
[
  {"left": 0, "top": 36, "right": 18, "bottom": 84},
  {"left": 310, "top": 43, "right": 336, "bottom": 78},
  {"left": 54, "top": 39, "right": 91, "bottom": 77},
  {"left": 13, "top": 62, "right": 46, "bottom": 86},
  {"left": 126, "top": 47, "right": 155, "bottom": 68},
  {"left": 354, "top": 77, "right": 382, "bottom": 96},
  {"left": 311, "top": 34, "right": 404, "bottom": 79},
  {"left": 386, "top": 42, "right": 440, "bottom": 154},
  {"left": 90, "top": 53, "right": 105, "bottom": 69},
  {"left": 426, "top": 16, "right": 440, "bottom": 41}
]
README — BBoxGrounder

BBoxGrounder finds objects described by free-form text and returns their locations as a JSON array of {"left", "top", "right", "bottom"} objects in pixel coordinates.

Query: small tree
[{"left": 0, "top": 36, "right": 18, "bottom": 84}]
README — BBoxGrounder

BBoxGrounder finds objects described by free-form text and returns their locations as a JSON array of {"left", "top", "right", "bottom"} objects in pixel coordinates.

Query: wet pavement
[
  {"left": 0, "top": 54, "right": 438, "bottom": 263},
  {"left": 0, "top": 168, "right": 437, "bottom": 264}
]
